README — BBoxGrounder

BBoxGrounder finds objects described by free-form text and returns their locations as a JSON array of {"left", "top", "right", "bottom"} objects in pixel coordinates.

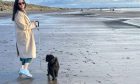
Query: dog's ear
[
  {"left": 46, "top": 54, "right": 49, "bottom": 62},
  {"left": 50, "top": 57, "right": 56, "bottom": 64}
]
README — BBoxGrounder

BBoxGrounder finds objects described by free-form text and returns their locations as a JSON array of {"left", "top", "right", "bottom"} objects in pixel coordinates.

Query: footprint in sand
[
  {"left": 61, "top": 71, "right": 66, "bottom": 74},
  {"left": 59, "top": 51, "right": 63, "bottom": 53},
  {"left": 70, "top": 53, "right": 73, "bottom": 55},
  {"left": 83, "top": 61, "right": 87, "bottom": 63},
  {"left": 96, "top": 80, "right": 102, "bottom": 83},
  {"left": 122, "top": 57, "right": 130, "bottom": 59},
  {"left": 75, "top": 63, "right": 78, "bottom": 64},
  {"left": 106, "top": 74, "right": 112, "bottom": 78},
  {"left": 92, "top": 62, "right": 96, "bottom": 64},
  {"left": 124, "top": 48, "right": 128, "bottom": 50},
  {"left": 10, "top": 40, "right": 13, "bottom": 41},
  {"left": 66, "top": 68, "right": 70, "bottom": 71},
  {"left": 73, "top": 74, "right": 78, "bottom": 77},
  {"left": 4, "top": 50, "right": 7, "bottom": 51},
  {"left": 93, "top": 52, "right": 98, "bottom": 54},
  {"left": 126, "top": 57, "right": 130, "bottom": 59},
  {"left": 86, "top": 51, "right": 89, "bottom": 53}
]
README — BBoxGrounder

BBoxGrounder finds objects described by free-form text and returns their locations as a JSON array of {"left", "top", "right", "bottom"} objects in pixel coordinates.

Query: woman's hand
[
  {"left": 32, "top": 21, "right": 39, "bottom": 27},
  {"left": 31, "top": 21, "right": 37, "bottom": 27}
]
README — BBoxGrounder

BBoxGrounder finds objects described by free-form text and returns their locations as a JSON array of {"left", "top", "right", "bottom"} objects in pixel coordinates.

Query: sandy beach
[{"left": 1, "top": 9, "right": 140, "bottom": 84}]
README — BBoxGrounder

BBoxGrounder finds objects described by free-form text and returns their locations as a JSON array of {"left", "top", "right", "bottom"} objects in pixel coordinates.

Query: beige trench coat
[{"left": 15, "top": 11, "right": 36, "bottom": 58}]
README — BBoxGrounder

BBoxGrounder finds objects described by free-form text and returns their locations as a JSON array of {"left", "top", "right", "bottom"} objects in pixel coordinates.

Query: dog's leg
[
  {"left": 56, "top": 60, "right": 59, "bottom": 77},
  {"left": 51, "top": 70, "right": 55, "bottom": 80},
  {"left": 47, "top": 69, "right": 49, "bottom": 76},
  {"left": 47, "top": 64, "right": 50, "bottom": 76},
  {"left": 54, "top": 71, "right": 57, "bottom": 77},
  {"left": 47, "top": 68, "right": 51, "bottom": 80}
]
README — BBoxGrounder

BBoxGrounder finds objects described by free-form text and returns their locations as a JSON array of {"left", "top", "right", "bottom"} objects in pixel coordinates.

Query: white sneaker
[
  {"left": 19, "top": 69, "right": 32, "bottom": 77},
  {"left": 19, "top": 68, "right": 24, "bottom": 75}
]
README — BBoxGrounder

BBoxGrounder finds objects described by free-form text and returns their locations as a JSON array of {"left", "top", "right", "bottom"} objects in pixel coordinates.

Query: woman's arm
[{"left": 15, "top": 11, "right": 36, "bottom": 30}]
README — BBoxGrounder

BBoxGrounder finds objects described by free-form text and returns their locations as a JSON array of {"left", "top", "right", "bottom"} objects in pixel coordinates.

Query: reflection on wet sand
[
  {"left": 16, "top": 77, "right": 58, "bottom": 84},
  {"left": 17, "top": 76, "right": 33, "bottom": 84},
  {"left": 47, "top": 75, "right": 58, "bottom": 84},
  {"left": 48, "top": 79, "right": 58, "bottom": 84}
]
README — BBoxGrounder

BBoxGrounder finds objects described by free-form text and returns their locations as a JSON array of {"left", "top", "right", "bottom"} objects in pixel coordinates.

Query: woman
[{"left": 12, "top": 0, "right": 37, "bottom": 77}]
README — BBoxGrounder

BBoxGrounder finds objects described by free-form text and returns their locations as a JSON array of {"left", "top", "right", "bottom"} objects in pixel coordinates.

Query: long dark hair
[{"left": 12, "top": 0, "right": 26, "bottom": 21}]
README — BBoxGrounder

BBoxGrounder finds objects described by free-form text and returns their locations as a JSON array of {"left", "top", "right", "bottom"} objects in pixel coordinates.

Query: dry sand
[{"left": 1, "top": 9, "right": 140, "bottom": 84}]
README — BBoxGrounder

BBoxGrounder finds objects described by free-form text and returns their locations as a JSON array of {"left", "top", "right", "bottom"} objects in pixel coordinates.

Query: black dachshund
[{"left": 46, "top": 54, "right": 59, "bottom": 80}]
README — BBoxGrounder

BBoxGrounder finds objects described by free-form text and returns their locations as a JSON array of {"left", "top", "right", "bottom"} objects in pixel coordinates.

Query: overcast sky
[{"left": 4, "top": 0, "right": 140, "bottom": 8}]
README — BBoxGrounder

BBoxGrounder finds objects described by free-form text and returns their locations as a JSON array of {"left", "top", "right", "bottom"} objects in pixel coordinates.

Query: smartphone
[{"left": 35, "top": 21, "right": 39, "bottom": 27}]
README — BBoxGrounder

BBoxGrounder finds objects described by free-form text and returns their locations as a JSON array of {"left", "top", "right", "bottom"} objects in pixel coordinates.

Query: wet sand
[{"left": 1, "top": 10, "right": 140, "bottom": 84}]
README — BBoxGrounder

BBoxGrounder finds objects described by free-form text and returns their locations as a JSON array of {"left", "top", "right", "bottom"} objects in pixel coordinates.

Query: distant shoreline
[
  {"left": 0, "top": 1, "right": 66, "bottom": 18},
  {"left": 2, "top": 8, "right": 140, "bottom": 19},
  {"left": 0, "top": 10, "right": 70, "bottom": 19}
]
